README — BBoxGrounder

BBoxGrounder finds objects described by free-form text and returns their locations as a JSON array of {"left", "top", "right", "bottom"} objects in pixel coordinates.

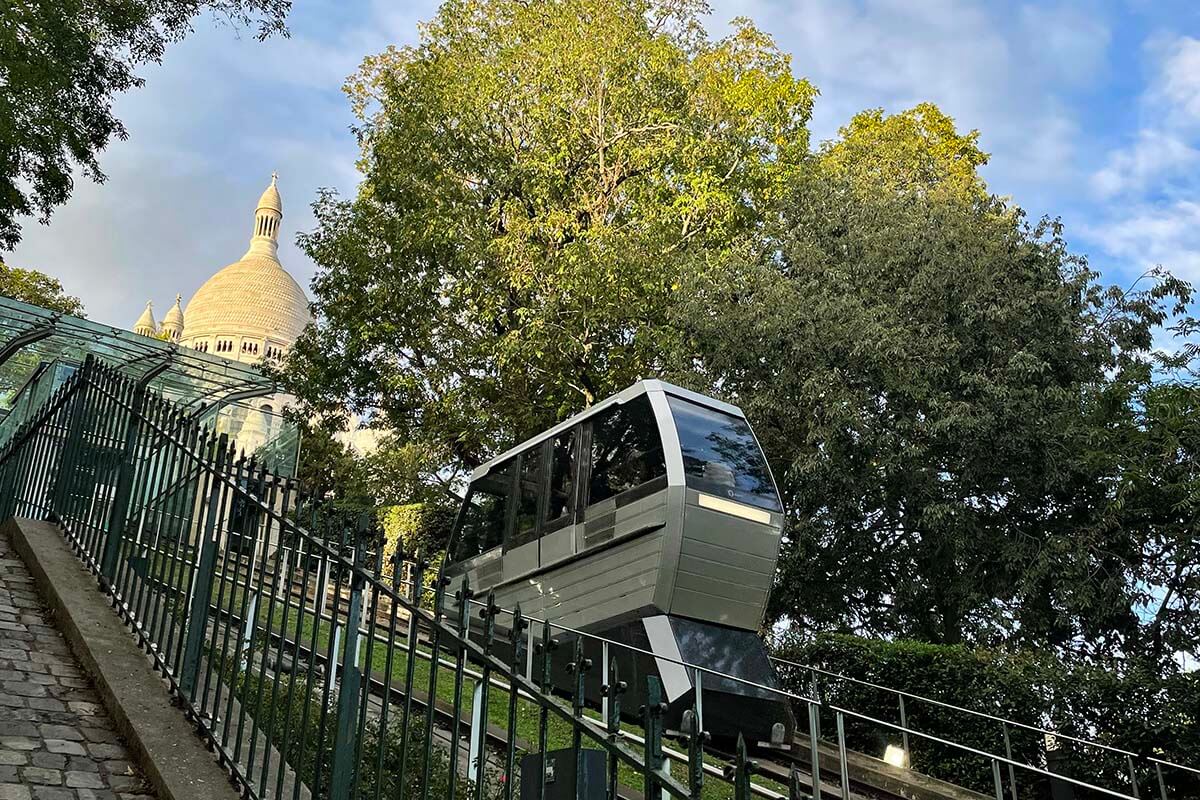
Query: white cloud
[
  {"left": 1088, "top": 35, "right": 1200, "bottom": 199},
  {"left": 709, "top": 0, "right": 1109, "bottom": 211},
  {"left": 1081, "top": 200, "right": 1200, "bottom": 281},
  {"left": 1090, "top": 129, "right": 1200, "bottom": 199},
  {"left": 1158, "top": 35, "right": 1200, "bottom": 123}
]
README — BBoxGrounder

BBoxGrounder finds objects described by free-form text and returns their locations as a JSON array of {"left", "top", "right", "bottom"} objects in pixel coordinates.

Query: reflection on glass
[
  {"left": 667, "top": 396, "right": 781, "bottom": 512},
  {"left": 588, "top": 395, "right": 666, "bottom": 504},
  {"left": 545, "top": 429, "right": 577, "bottom": 526},
  {"left": 454, "top": 458, "right": 514, "bottom": 561},
  {"left": 512, "top": 447, "right": 541, "bottom": 547}
]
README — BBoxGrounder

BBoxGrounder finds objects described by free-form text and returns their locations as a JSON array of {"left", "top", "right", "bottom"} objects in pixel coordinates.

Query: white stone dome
[
  {"left": 181, "top": 255, "right": 311, "bottom": 345},
  {"left": 179, "top": 173, "right": 311, "bottom": 352}
]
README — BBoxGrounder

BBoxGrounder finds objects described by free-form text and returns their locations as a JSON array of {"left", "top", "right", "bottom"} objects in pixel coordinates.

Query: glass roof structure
[
  {"left": 0, "top": 296, "right": 301, "bottom": 475},
  {"left": 0, "top": 294, "right": 276, "bottom": 408}
]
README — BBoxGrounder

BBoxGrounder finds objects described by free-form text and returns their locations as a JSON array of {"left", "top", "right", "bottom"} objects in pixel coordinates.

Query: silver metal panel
[
  {"left": 677, "top": 549, "right": 773, "bottom": 592},
  {"left": 539, "top": 522, "right": 576, "bottom": 570},
  {"left": 670, "top": 586, "right": 764, "bottom": 629},
  {"left": 677, "top": 538, "right": 775, "bottom": 575},
  {"left": 678, "top": 505, "right": 781, "bottom": 559},
  {"left": 674, "top": 563, "right": 770, "bottom": 603},
  {"left": 644, "top": 615, "right": 692, "bottom": 702},
  {"left": 555, "top": 587, "right": 658, "bottom": 631},
  {"left": 503, "top": 538, "right": 538, "bottom": 583}
]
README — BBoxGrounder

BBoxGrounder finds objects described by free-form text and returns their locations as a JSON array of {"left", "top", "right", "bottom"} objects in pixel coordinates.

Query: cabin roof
[{"left": 470, "top": 380, "right": 744, "bottom": 479}]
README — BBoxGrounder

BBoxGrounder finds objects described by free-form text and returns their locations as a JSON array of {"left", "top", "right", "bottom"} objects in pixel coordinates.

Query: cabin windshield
[{"left": 667, "top": 396, "right": 781, "bottom": 512}]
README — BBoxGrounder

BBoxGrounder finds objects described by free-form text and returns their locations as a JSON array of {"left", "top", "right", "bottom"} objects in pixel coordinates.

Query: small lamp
[{"left": 882, "top": 744, "right": 909, "bottom": 768}]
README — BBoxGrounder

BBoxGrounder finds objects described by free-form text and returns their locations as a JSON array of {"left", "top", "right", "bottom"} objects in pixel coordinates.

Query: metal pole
[
  {"left": 99, "top": 384, "right": 148, "bottom": 583},
  {"left": 1002, "top": 722, "right": 1018, "bottom": 800},
  {"left": 898, "top": 694, "right": 910, "bottom": 762},
  {"left": 1156, "top": 762, "right": 1168, "bottom": 800},
  {"left": 992, "top": 759, "right": 1004, "bottom": 800},
  {"left": 835, "top": 711, "right": 850, "bottom": 800},
  {"left": 328, "top": 547, "right": 365, "bottom": 799},
  {"left": 601, "top": 640, "right": 610, "bottom": 721},
  {"left": 808, "top": 700, "right": 821, "bottom": 798},
  {"left": 1128, "top": 755, "right": 1141, "bottom": 798}
]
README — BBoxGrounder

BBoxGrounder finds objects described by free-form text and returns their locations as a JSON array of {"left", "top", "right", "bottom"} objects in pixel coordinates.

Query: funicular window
[
  {"left": 544, "top": 428, "right": 578, "bottom": 530},
  {"left": 510, "top": 446, "right": 542, "bottom": 548},
  {"left": 453, "top": 458, "right": 515, "bottom": 562},
  {"left": 587, "top": 395, "right": 666, "bottom": 506},
  {"left": 667, "top": 396, "right": 781, "bottom": 512}
]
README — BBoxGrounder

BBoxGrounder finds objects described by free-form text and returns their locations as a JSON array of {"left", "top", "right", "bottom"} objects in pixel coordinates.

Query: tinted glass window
[
  {"left": 667, "top": 396, "right": 781, "bottom": 512},
  {"left": 510, "top": 447, "right": 542, "bottom": 548},
  {"left": 588, "top": 395, "right": 666, "bottom": 505},
  {"left": 453, "top": 459, "right": 515, "bottom": 562},
  {"left": 545, "top": 429, "right": 577, "bottom": 527}
]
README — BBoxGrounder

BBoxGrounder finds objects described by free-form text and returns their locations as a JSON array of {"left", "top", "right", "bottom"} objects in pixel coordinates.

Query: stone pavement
[{"left": 0, "top": 533, "right": 156, "bottom": 800}]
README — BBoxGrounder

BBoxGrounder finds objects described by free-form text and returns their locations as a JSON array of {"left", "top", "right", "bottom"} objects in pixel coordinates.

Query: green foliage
[
  {"left": 379, "top": 501, "right": 456, "bottom": 567},
  {"left": 671, "top": 160, "right": 1194, "bottom": 663},
  {"left": 0, "top": 261, "right": 83, "bottom": 315},
  {"left": 228, "top": 647, "right": 503, "bottom": 798},
  {"left": 818, "top": 103, "right": 989, "bottom": 201},
  {"left": 0, "top": 0, "right": 289, "bottom": 248},
  {"left": 773, "top": 634, "right": 1200, "bottom": 798},
  {"left": 285, "top": 0, "right": 815, "bottom": 483}
]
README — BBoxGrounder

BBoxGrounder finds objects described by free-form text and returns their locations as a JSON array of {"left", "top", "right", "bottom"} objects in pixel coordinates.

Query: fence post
[
  {"left": 642, "top": 675, "right": 667, "bottom": 800},
  {"left": 604, "top": 658, "right": 625, "bottom": 800},
  {"left": 329, "top": 544, "right": 366, "bottom": 800},
  {"left": 1002, "top": 721, "right": 1018, "bottom": 800},
  {"left": 807, "top": 699, "right": 821, "bottom": 797},
  {"left": 898, "top": 694, "right": 910, "bottom": 763},
  {"left": 835, "top": 711, "right": 850, "bottom": 800},
  {"left": 99, "top": 382, "right": 149, "bottom": 585},
  {"left": 1128, "top": 755, "right": 1141, "bottom": 798},
  {"left": 180, "top": 435, "right": 229, "bottom": 699},
  {"left": 732, "top": 733, "right": 754, "bottom": 800},
  {"left": 50, "top": 359, "right": 93, "bottom": 519}
]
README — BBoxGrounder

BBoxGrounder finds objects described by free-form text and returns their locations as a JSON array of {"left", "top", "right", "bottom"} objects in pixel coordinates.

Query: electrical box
[{"left": 519, "top": 748, "right": 606, "bottom": 800}]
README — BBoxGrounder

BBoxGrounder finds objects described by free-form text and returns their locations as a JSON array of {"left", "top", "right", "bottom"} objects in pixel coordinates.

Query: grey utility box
[{"left": 519, "top": 748, "right": 606, "bottom": 800}]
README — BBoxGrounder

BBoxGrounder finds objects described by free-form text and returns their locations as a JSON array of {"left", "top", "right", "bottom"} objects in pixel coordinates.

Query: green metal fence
[{"left": 0, "top": 356, "right": 742, "bottom": 800}]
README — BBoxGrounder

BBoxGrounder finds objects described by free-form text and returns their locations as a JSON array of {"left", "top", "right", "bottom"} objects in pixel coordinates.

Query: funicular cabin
[{"left": 444, "top": 380, "right": 795, "bottom": 744}]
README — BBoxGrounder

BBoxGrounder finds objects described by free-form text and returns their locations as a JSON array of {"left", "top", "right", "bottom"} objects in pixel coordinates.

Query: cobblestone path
[{"left": 0, "top": 533, "right": 157, "bottom": 800}]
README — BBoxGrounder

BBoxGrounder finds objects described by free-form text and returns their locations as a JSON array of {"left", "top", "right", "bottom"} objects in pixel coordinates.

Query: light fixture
[
  {"left": 697, "top": 493, "right": 773, "bottom": 524},
  {"left": 882, "top": 744, "right": 909, "bottom": 768}
]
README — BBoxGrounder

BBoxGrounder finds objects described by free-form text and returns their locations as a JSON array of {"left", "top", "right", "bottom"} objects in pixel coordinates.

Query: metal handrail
[
  {"left": 770, "top": 654, "right": 1200, "bottom": 776},
  {"left": 829, "top": 704, "right": 1142, "bottom": 800}
]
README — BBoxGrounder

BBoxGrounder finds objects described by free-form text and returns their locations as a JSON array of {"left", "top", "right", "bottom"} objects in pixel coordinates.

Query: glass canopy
[{"left": 0, "top": 295, "right": 299, "bottom": 474}]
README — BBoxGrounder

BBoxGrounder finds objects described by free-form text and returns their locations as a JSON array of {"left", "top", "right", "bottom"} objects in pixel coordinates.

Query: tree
[
  {"left": 0, "top": 0, "right": 290, "bottom": 249},
  {"left": 284, "top": 0, "right": 814, "bottom": 487},
  {"left": 671, "top": 115, "right": 1192, "bottom": 663},
  {"left": 0, "top": 261, "right": 84, "bottom": 315}
]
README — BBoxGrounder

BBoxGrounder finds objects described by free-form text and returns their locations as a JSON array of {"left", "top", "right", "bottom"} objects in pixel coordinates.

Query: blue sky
[{"left": 9, "top": 0, "right": 1200, "bottom": 328}]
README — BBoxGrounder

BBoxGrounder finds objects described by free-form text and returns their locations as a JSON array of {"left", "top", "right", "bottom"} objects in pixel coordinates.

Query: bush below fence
[{"left": 770, "top": 633, "right": 1200, "bottom": 799}]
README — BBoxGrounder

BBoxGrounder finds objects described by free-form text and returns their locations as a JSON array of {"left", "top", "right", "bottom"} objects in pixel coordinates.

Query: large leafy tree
[
  {"left": 0, "top": 261, "right": 84, "bottom": 315},
  {"left": 0, "top": 0, "right": 290, "bottom": 249},
  {"left": 672, "top": 109, "right": 1193, "bottom": 664},
  {"left": 285, "top": 0, "right": 814, "bottom": 487}
]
